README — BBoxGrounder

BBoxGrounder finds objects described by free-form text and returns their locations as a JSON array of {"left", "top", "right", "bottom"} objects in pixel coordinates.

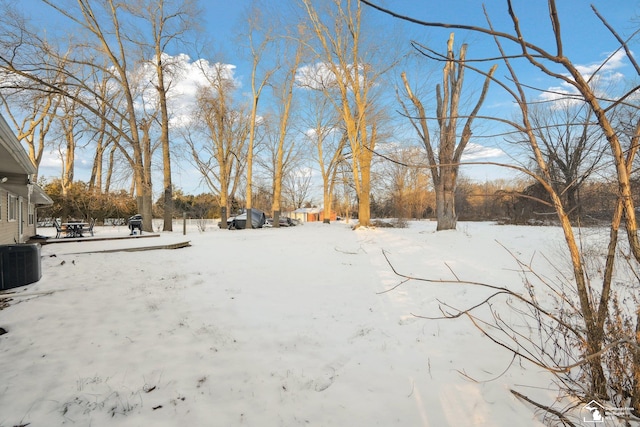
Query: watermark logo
[
  {"left": 582, "top": 400, "right": 605, "bottom": 423},
  {"left": 581, "top": 399, "right": 633, "bottom": 424}
]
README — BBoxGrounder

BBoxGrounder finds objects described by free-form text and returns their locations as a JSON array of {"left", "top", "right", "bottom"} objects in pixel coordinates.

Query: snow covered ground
[{"left": 0, "top": 220, "right": 583, "bottom": 426}]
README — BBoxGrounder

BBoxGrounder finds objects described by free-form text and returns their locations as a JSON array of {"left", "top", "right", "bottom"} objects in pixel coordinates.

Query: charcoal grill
[{"left": 128, "top": 214, "right": 143, "bottom": 235}]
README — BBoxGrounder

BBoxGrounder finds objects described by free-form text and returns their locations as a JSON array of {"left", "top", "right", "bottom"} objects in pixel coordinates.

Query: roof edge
[{"left": 0, "top": 113, "right": 37, "bottom": 175}]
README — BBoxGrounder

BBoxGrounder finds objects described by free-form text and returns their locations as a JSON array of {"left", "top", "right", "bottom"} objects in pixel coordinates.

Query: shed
[
  {"left": 291, "top": 207, "right": 337, "bottom": 223},
  {"left": 291, "top": 207, "right": 321, "bottom": 223}
]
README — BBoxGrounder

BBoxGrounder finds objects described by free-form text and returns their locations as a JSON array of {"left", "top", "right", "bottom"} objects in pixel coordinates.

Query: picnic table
[{"left": 62, "top": 222, "right": 88, "bottom": 238}]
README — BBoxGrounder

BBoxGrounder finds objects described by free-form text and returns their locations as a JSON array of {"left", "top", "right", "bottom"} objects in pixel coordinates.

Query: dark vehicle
[
  {"left": 128, "top": 214, "right": 143, "bottom": 235},
  {"left": 265, "top": 216, "right": 297, "bottom": 227},
  {"left": 228, "top": 209, "right": 266, "bottom": 229}
]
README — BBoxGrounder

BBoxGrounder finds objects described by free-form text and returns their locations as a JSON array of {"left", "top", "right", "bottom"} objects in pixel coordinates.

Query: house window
[
  {"left": 28, "top": 203, "right": 34, "bottom": 225},
  {"left": 8, "top": 194, "right": 17, "bottom": 221}
]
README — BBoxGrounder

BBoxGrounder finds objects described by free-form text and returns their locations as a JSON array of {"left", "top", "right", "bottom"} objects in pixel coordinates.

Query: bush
[{"left": 38, "top": 179, "right": 137, "bottom": 223}]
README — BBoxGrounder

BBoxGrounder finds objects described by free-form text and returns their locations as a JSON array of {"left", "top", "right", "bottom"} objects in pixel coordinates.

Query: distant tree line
[
  {"left": 38, "top": 172, "right": 624, "bottom": 228},
  {"left": 368, "top": 175, "right": 624, "bottom": 225}
]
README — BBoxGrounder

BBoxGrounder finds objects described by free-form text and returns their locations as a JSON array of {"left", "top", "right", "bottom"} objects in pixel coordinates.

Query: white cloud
[
  {"left": 168, "top": 55, "right": 239, "bottom": 127},
  {"left": 131, "top": 53, "right": 239, "bottom": 128},
  {"left": 37, "top": 155, "right": 62, "bottom": 169},
  {"left": 461, "top": 142, "right": 505, "bottom": 161},
  {"left": 296, "top": 63, "right": 337, "bottom": 90},
  {"left": 575, "top": 49, "right": 627, "bottom": 78},
  {"left": 304, "top": 128, "right": 318, "bottom": 139},
  {"left": 538, "top": 50, "right": 630, "bottom": 106},
  {"left": 296, "top": 62, "right": 367, "bottom": 90}
]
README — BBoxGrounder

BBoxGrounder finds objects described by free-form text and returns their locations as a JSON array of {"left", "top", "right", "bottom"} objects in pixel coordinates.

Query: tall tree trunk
[
  {"left": 220, "top": 193, "right": 228, "bottom": 228},
  {"left": 140, "top": 119, "right": 154, "bottom": 232},
  {"left": 323, "top": 189, "right": 332, "bottom": 224},
  {"left": 105, "top": 145, "right": 116, "bottom": 193},
  {"left": 89, "top": 135, "right": 105, "bottom": 193},
  {"left": 272, "top": 177, "right": 281, "bottom": 228},
  {"left": 566, "top": 185, "right": 579, "bottom": 218},
  {"left": 358, "top": 162, "right": 372, "bottom": 225},
  {"left": 246, "top": 97, "right": 257, "bottom": 228},
  {"left": 62, "top": 130, "right": 75, "bottom": 192},
  {"left": 633, "top": 310, "right": 640, "bottom": 415},
  {"left": 60, "top": 106, "right": 76, "bottom": 222},
  {"left": 155, "top": 32, "right": 173, "bottom": 232},
  {"left": 141, "top": 181, "right": 153, "bottom": 232},
  {"left": 244, "top": 5, "right": 277, "bottom": 229},
  {"left": 436, "top": 183, "right": 457, "bottom": 231},
  {"left": 159, "top": 99, "right": 173, "bottom": 232}
]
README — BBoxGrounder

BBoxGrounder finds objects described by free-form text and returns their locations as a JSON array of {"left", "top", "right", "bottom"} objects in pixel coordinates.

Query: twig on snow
[{"left": 510, "top": 389, "right": 578, "bottom": 427}]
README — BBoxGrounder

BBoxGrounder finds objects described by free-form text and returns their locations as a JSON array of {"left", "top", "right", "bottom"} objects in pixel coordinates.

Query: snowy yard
[{"left": 0, "top": 221, "right": 578, "bottom": 426}]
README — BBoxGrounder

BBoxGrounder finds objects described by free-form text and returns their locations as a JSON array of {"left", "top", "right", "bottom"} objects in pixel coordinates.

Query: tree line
[{"left": 36, "top": 172, "right": 629, "bottom": 229}]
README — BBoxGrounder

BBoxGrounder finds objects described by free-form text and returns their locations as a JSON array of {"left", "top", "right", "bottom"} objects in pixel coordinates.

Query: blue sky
[
  {"left": 197, "top": 0, "right": 637, "bottom": 81},
  {"left": 12, "top": 0, "right": 640, "bottom": 196}
]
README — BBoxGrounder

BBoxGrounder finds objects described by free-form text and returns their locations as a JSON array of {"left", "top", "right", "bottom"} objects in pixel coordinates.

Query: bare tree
[
  {"left": 298, "top": 80, "right": 347, "bottom": 223},
  {"left": 85, "top": 70, "right": 123, "bottom": 193},
  {"left": 124, "top": 0, "right": 198, "bottom": 231},
  {"left": 259, "top": 112, "right": 302, "bottom": 224},
  {"left": 242, "top": 2, "right": 279, "bottom": 227},
  {"left": 283, "top": 167, "right": 313, "bottom": 210},
  {"left": 267, "top": 28, "right": 305, "bottom": 227},
  {"left": 0, "top": 7, "right": 70, "bottom": 181},
  {"left": 42, "top": 0, "right": 155, "bottom": 230},
  {"left": 0, "top": 89, "right": 60, "bottom": 181},
  {"left": 300, "top": 0, "right": 396, "bottom": 227},
  {"left": 510, "top": 102, "right": 606, "bottom": 220},
  {"left": 186, "top": 64, "right": 249, "bottom": 225},
  {"left": 400, "top": 33, "right": 496, "bottom": 230},
  {"left": 56, "top": 93, "right": 83, "bottom": 196}
]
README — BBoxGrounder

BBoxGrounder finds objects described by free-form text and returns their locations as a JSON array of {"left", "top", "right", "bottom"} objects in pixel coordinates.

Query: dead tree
[{"left": 401, "top": 33, "right": 496, "bottom": 231}]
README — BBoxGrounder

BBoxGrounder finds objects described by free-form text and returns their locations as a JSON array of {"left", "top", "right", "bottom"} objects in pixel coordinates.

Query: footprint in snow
[{"left": 314, "top": 355, "right": 350, "bottom": 392}]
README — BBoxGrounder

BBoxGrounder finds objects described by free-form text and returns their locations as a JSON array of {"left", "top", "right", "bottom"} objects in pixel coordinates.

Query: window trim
[
  {"left": 8, "top": 193, "right": 17, "bottom": 222},
  {"left": 28, "top": 202, "right": 34, "bottom": 226}
]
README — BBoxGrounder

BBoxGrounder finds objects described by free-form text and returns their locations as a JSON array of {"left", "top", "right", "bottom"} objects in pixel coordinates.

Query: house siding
[
  {"left": 0, "top": 110, "right": 48, "bottom": 244},
  {"left": 319, "top": 210, "right": 337, "bottom": 222},
  {"left": 0, "top": 188, "right": 36, "bottom": 244}
]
